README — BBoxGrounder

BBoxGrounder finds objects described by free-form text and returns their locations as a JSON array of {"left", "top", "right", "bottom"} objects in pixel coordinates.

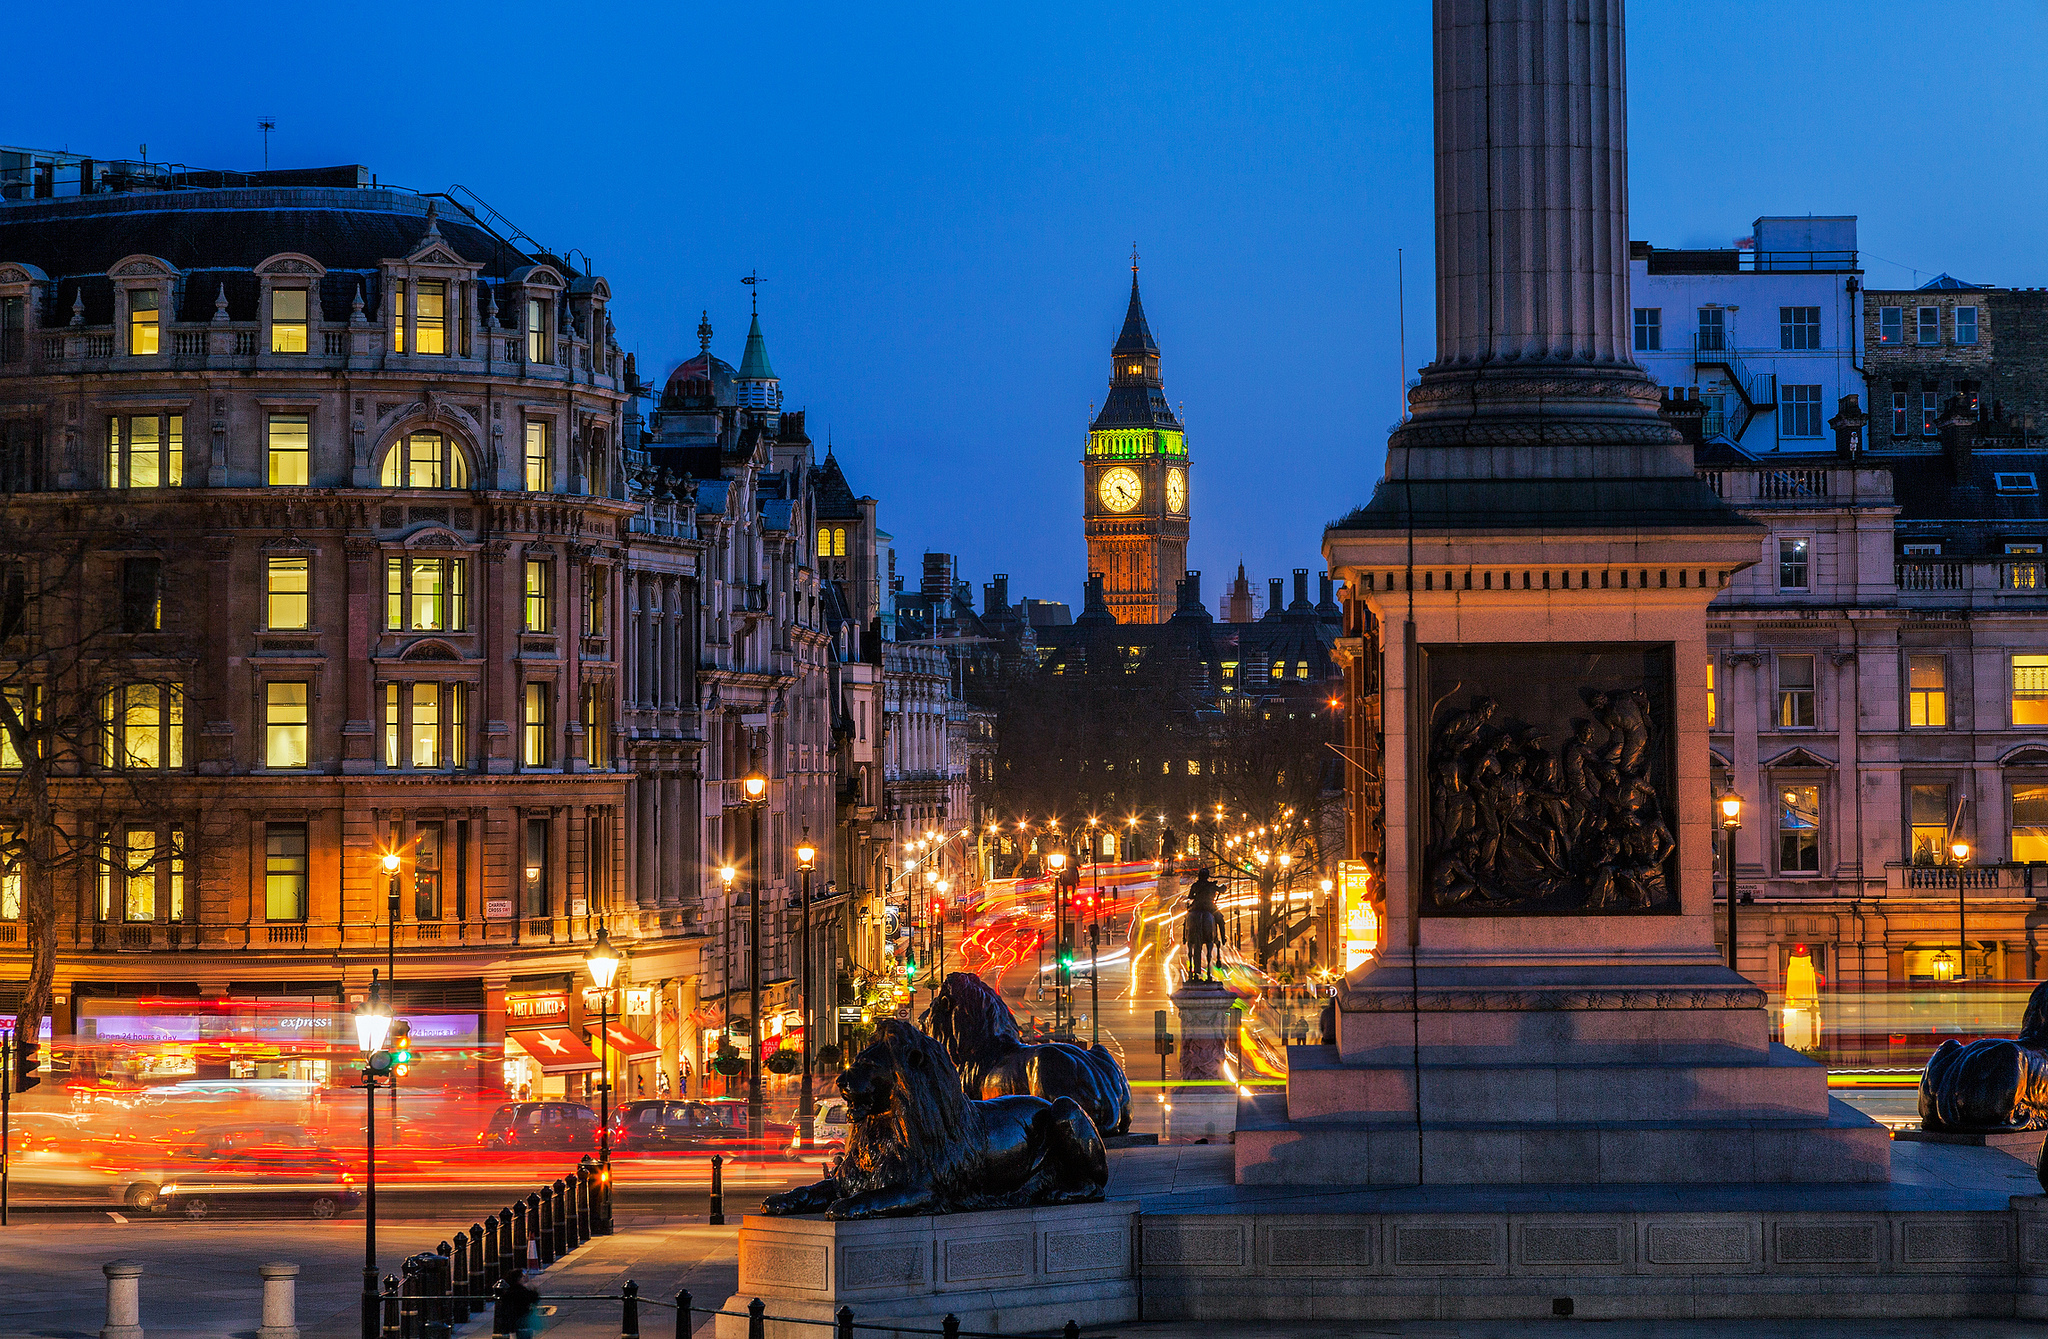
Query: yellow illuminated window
[
  {"left": 266, "top": 556, "right": 309, "bottom": 630},
  {"left": 267, "top": 415, "right": 310, "bottom": 486},
  {"left": 0, "top": 686, "right": 35, "bottom": 769},
  {"left": 125, "top": 827, "right": 155, "bottom": 922},
  {"left": 2014, "top": 782, "right": 2048, "bottom": 864},
  {"left": 383, "top": 682, "right": 400, "bottom": 768},
  {"left": 1706, "top": 659, "right": 1717, "bottom": 729},
  {"left": 391, "top": 280, "right": 406, "bottom": 352},
  {"left": 385, "top": 556, "right": 466, "bottom": 632},
  {"left": 583, "top": 682, "right": 609, "bottom": 768},
  {"left": 0, "top": 837, "right": 18, "bottom": 920},
  {"left": 128, "top": 289, "right": 159, "bottom": 355},
  {"left": 103, "top": 683, "right": 182, "bottom": 769},
  {"left": 411, "top": 682, "right": 440, "bottom": 767},
  {"left": 270, "top": 288, "right": 308, "bottom": 354},
  {"left": 412, "top": 557, "right": 446, "bottom": 630},
  {"left": 379, "top": 432, "right": 468, "bottom": 489},
  {"left": 1909, "top": 655, "right": 1947, "bottom": 728},
  {"left": 527, "top": 298, "right": 550, "bottom": 364},
  {"left": 522, "top": 680, "right": 550, "bottom": 766},
  {"left": 449, "top": 682, "right": 467, "bottom": 767},
  {"left": 415, "top": 281, "right": 446, "bottom": 355},
  {"left": 107, "top": 415, "right": 183, "bottom": 489},
  {"left": 2015, "top": 654, "right": 2048, "bottom": 726},
  {"left": 585, "top": 567, "right": 605, "bottom": 636},
  {"left": 524, "top": 421, "right": 551, "bottom": 492},
  {"left": 524, "top": 558, "right": 552, "bottom": 632},
  {"left": 1911, "top": 783, "right": 1953, "bottom": 863},
  {"left": 266, "top": 681, "right": 309, "bottom": 768}
]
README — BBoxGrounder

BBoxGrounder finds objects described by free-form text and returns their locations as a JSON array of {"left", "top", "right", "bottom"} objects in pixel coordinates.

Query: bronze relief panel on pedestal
[{"left": 1421, "top": 643, "right": 1677, "bottom": 916}]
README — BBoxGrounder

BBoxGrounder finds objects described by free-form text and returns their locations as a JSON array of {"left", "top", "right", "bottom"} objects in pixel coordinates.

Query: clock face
[
  {"left": 1165, "top": 467, "right": 1187, "bottom": 514},
  {"left": 1098, "top": 466, "right": 1142, "bottom": 513}
]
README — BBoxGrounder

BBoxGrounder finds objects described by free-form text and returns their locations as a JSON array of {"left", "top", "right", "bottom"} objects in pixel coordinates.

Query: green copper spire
[{"left": 738, "top": 313, "right": 776, "bottom": 381}]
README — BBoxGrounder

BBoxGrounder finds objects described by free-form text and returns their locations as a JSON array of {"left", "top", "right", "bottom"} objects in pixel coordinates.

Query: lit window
[
  {"left": 815, "top": 526, "right": 830, "bottom": 559},
  {"left": 524, "top": 421, "right": 551, "bottom": 492},
  {"left": 1706, "top": 659, "right": 1717, "bottom": 730},
  {"left": 411, "top": 683, "right": 440, "bottom": 768},
  {"left": 0, "top": 836, "right": 18, "bottom": 920},
  {"left": 379, "top": 432, "right": 468, "bottom": 489},
  {"left": 1778, "top": 784, "right": 1822, "bottom": 873},
  {"left": 128, "top": 289, "right": 159, "bottom": 355},
  {"left": 583, "top": 682, "right": 609, "bottom": 768},
  {"left": 101, "top": 682, "right": 182, "bottom": 769},
  {"left": 449, "top": 681, "right": 467, "bottom": 767},
  {"left": 527, "top": 298, "right": 551, "bottom": 365},
  {"left": 523, "top": 818, "right": 548, "bottom": 917},
  {"left": 1956, "top": 306, "right": 1979, "bottom": 346},
  {"left": 415, "top": 280, "right": 446, "bottom": 355},
  {"left": 524, "top": 557, "right": 552, "bottom": 632},
  {"left": 390, "top": 280, "right": 406, "bottom": 353},
  {"left": 0, "top": 686, "right": 38, "bottom": 769},
  {"left": 267, "top": 414, "right": 310, "bottom": 486},
  {"left": 383, "top": 682, "right": 400, "bottom": 768},
  {"left": 1780, "top": 385, "right": 1823, "bottom": 438},
  {"left": 121, "top": 557, "right": 161, "bottom": 633},
  {"left": 264, "top": 822, "right": 308, "bottom": 921},
  {"left": 1778, "top": 538, "right": 1810, "bottom": 591},
  {"left": 1909, "top": 655, "right": 1947, "bottom": 728},
  {"left": 384, "top": 556, "right": 466, "bottom": 632},
  {"left": 1779, "top": 307, "right": 1821, "bottom": 351},
  {"left": 1878, "top": 307, "right": 1903, "bottom": 345},
  {"left": 107, "top": 414, "right": 183, "bottom": 489},
  {"left": 1917, "top": 306, "right": 1941, "bottom": 345},
  {"left": 1777, "top": 653, "right": 1816, "bottom": 728},
  {"left": 270, "top": 288, "right": 308, "bottom": 354},
  {"left": 266, "top": 681, "right": 309, "bottom": 768},
  {"left": 2014, "top": 782, "right": 2048, "bottom": 864},
  {"left": 266, "top": 556, "right": 309, "bottom": 630},
  {"left": 1911, "top": 783, "right": 1954, "bottom": 864},
  {"left": 523, "top": 680, "right": 551, "bottom": 766},
  {"left": 2015, "top": 654, "right": 2048, "bottom": 726},
  {"left": 124, "top": 827, "right": 156, "bottom": 922},
  {"left": 1633, "top": 308, "right": 1661, "bottom": 351}
]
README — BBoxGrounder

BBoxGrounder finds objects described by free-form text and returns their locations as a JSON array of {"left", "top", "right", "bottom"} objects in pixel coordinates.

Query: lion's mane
[
  {"left": 922, "top": 972, "right": 1133, "bottom": 1137},
  {"left": 834, "top": 1020, "right": 990, "bottom": 1206}
]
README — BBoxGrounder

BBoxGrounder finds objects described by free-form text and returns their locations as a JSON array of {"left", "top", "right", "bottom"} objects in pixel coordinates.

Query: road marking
[{"left": 107, "top": 1213, "right": 128, "bottom": 1224}]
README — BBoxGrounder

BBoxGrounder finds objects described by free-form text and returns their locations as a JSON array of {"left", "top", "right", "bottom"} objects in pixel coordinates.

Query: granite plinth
[
  {"left": 716, "top": 1199, "right": 1136, "bottom": 1339},
  {"left": 1898, "top": 1127, "right": 2048, "bottom": 1167}
]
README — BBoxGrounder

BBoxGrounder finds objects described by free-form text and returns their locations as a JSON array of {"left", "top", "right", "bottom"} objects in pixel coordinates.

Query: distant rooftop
[
  {"left": 1630, "top": 215, "right": 1859, "bottom": 275},
  {"left": 2, "top": 144, "right": 370, "bottom": 203}
]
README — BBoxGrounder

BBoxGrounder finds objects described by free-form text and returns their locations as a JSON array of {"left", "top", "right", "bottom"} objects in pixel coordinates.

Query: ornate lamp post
[
  {"left": 795, "top": 833, "right": 817, "bottom": 1147},
  {"left": 1952, "top": 838, "right": 1973, "bottom": 982},
  {"left": 585, "top": 928, "right": 620, "bottom": 1234},
  {"left": 718, "top": 863, "right": 737, "bottom": 1098},
  {"left": 741, "top": 769, "right": 769, "bottom": 1142},
  {"left": 1719, "top": 794, "right": 1743, "bottom": 971},
  {"left": 1046, "top": 849, "right": 1068, "bottom": 1034},
  {"left": 381, "top": 851, "right": 401, "bottom": 1135},
  {"left": 354, "top": 976, "right": 392, "bottom": 1339}
]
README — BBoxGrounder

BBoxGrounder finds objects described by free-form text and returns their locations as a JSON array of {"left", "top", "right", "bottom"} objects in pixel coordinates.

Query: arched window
[
  {"left": 380, "top": 432, "right": 470, "bottom": 489},
  {"left": 833, "top": 528, "right": 847, "bottom": 557}
]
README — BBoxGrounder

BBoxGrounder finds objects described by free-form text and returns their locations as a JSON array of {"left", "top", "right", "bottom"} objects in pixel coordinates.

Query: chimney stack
[
  {"left": 983, "top": 573, "right": 1009, "bottom": 619},
  {"left": 1292, "top": 568, "right": 1311, "bottom": 611},
  {"left": 1267, "top": 578, "right": 1284, "bottom": 618}
]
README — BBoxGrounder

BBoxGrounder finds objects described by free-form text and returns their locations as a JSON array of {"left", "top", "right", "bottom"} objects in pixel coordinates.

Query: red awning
[
  {"left": 508, "top": 1028, "right": 601, "bottom": 1074},
  {"left": 589, "top": 1021, "right": 660, "bottom": 1060}
]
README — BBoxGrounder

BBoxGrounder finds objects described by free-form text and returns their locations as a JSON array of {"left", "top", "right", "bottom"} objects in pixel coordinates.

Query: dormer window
[
  {"left": 128, "top": 290, "right": 159, "bottom": 355},
  {"left": 270, "top": 289, "right": 308, "bottom": 353},
  {"left": 380, "top": 432, "right": 469, "bottom": 489},
  {"left": 415, "top": 281, "right": 446, "bottom": 355},
  {"left": 1996, "top": 473, "right": 2038, "bottom": 496},
  {"left": 527, "top": 298, "right": 551, "bottom": 364}
]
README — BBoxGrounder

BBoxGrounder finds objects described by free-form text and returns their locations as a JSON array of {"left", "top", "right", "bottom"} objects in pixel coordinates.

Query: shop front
[{"left": 503, "top": 1026, "right": 601, "bottom": 1101}]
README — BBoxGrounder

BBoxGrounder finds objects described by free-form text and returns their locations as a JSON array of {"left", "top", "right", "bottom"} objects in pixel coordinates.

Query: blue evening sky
[{"left": 16, "top": 1, "right": 2048, "bottom": 609}]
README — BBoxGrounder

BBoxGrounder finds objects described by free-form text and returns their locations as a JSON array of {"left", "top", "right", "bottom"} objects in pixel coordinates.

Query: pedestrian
[{"left": 495, "top": 1270, "right": 543, "bottom": 1339}]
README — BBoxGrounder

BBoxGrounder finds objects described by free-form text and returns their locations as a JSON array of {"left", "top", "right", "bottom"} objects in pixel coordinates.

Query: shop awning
[
  {"left": 589, "top": 1022, "right": 660, "bottom": 1061},
  {"left": 507, "top": 1028, "right": 601, "bottom": 1074}
]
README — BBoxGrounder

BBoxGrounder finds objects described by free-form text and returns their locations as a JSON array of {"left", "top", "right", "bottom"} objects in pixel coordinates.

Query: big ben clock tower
[{"left": 1084, "top": 261, "right": 1188, "bottom": 625}]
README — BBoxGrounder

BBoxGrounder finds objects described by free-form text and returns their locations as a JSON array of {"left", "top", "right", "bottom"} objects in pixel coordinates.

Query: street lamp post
[
  {"left": 717, "top": 863, "right": 737, "bottom": 1099},
  {"left": 381, "top": 852, "right": 401, "bottom": 1137},
  {"left": 1046, "top": 849, "right": 1068, "bottom": 1036},
  {"left": 742, "top": 770, "right": 769, "bottom": 1142},
  {"left": 1953, "top": 838, "right": 1973, "bottom": 982},
  {"left": 585, "top": 929, "right": 620, "bottom": 1234},
  {"left": 354, "top": 973, "right": 393, "bottom": 1339},
  {"left": 1719, "top": 794, "right": 1743, "bottom": 971},
  {"left": 796, "top": 833, "right": 817, "bottom": 1148}
]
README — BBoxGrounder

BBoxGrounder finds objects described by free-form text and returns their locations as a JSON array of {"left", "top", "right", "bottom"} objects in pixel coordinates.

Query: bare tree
[{"left": 0, "top": 508, "right": 206, "bottom": 1051}]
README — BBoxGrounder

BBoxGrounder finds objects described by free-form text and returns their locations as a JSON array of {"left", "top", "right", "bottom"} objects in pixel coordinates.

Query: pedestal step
[
  {"left": 1234, "top": 1095, "right": 1892, "bottom": 1185},
  {"left": 1286, "top": 1043, "right": 1831, "bottom": 1125}
]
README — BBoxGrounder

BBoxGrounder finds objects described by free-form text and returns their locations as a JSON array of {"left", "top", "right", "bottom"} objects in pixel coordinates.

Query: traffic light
[
  {"left": 1153, "top": 1009, "right": 1176, "bottom": 1056},
  {"left": 367, "top": 1050, "right": 394, "bottom": 1079},
  {"left": 15, "top": 1035, "right": 41, "bottom": 1091},
  {"left": 388, "top": 1020, "right": 413, "bottom": 1076}
]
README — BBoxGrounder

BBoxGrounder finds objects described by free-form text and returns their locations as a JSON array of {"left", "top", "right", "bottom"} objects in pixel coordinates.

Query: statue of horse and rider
[{"left": 1181, "top": 867, "right": 1229, "bottom": 982}]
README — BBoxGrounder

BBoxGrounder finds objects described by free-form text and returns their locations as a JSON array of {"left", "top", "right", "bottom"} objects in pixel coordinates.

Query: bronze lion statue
[
  {"left": 1921, "top": 979, "right": 2048, "bottom": 1132},
  {"left": 921, "top": 971, "right": 1133, "bottom": 1137},
  {"left": 761, "top": 1019, "right": 1108, "bottom": 1219}
]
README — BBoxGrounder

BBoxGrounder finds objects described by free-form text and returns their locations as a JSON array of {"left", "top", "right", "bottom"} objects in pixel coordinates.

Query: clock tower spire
[{"left": 1084, "top": 256, "right": 1188, "bottom": 625}]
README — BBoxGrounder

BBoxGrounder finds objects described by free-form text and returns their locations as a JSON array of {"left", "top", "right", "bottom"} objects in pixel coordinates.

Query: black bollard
[
  {"left": 709, "top": 1154, "right": 724, "bottom": 1226},
  {"left": 943, "top": 1316, "right": 959, "bottom": 1339},
  {"left": 835, "top": 1306, "right": 853, "bottom": 1339},
  {"left": 578, "top": 1159, "right": 594, "bottom": 1244},
  {"left": 502, "top": 1206, "right": 521, "bottom": 1285},
  {"left": 621, "top": 1279, "right": 640, "bottom": 1339},
  {"left": 489, "top": 1280, "right": 512, "bottom": 1339},
  {"left": 451, "top": 1234, "right": 469, "bottom": 1324},
  {"left": 535, "top": 1190, "right": 554, "bottom": 1266},
  {"left": 381, "top": 1276, "right": 402, "bottom": 1339},
  {"left": 1063, "top": 1323, "right": 1079, "bottom": 1339},
  {"left": 470, "top": 1225, "right": 487, "bottom": 1317},
  {"left": 675, "top": 1291, "right": 691, "bottom": 1339},
  {"left": 512, "top": 1199, "right": 529, "bottom": 1275},
  {"left": 553, "top": 1179, "right": 569, "bottom": 1258},
  {"left": 747, "top": 1298, "right": 764, "bottom": 1339},
  {"left": 433, "top": 1241, "right": 453, "bottom": 1339},
  {"left": 399, "top": 1255, "right": 421, "bottom": 1339}
]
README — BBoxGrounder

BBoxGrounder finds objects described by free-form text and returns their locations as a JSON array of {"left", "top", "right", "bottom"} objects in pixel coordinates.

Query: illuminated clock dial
[
  {"left": 1098, "top": 466, "right": 1142, "bottom": 513},
  {"left": 1165, "top": 467, "right": 1187, "bottom": 514}
]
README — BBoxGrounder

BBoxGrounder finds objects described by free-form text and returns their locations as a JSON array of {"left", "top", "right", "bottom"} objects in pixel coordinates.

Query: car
[
  {"left": 156, "top": 1151, "right": 361, "bottom": 1220},
  {"left": 607, "top": 1099, "right": 798, "bottom": 1155},
  {"left": 811, "top": 1099, "right": 848, "bottom": 1158},
  {"left": 478, "top": 1102, "right": 599, "bottom": 1151}
]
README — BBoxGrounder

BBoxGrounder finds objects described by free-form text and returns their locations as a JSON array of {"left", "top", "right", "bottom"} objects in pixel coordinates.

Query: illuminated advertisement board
[{"left": 1339, "top": 859, "right": 1379, "bottom": 973}]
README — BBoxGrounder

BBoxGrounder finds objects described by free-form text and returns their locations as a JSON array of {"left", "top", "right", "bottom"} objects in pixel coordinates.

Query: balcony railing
[
  {"left": 1897, "top": 560, "right": 1966, "bottom": 592},
  {"left": 1892, "top": 559, "right": 2048, "bottom": 602},
  {"left": 1758, "top": 468, "right": 1829, "bottom": 501},
  {"left": 2005, "top": 561, "right": 2045, "bottom": 591},
  {"left": 1886, "top": 863, "right": 2038, "bottom": 894}
]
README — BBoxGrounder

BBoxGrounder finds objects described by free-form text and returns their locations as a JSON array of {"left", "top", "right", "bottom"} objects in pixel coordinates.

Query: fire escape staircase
[{"left": 1692, "top": 333, "right": 1777, "bottom": 444}]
